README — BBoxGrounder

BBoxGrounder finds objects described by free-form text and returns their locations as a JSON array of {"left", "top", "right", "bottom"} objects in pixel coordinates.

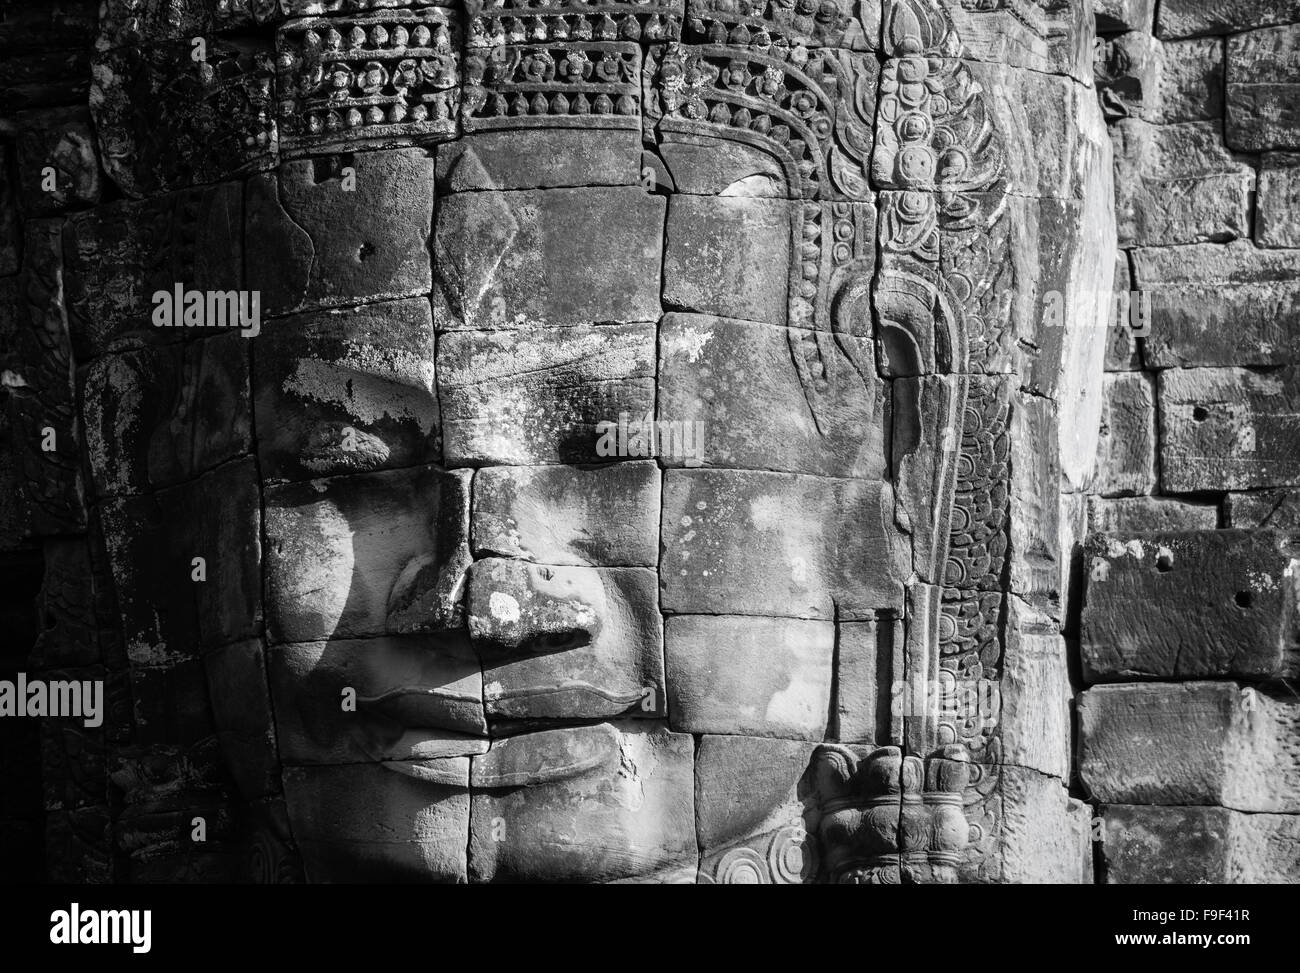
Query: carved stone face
[{"left": 58, "top": 0, "right": 1112, "bottom": 883}]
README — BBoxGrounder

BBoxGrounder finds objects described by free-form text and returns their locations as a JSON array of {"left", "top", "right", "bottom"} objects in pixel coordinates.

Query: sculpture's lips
[
  {"left": 377, "top": 722, "right": 622, "bottom": 789},
  {"left": 357, "top": 685, "right": 486, "bottom": 736},
  {"left": 484, "top": 681, "right": 649, "bottom": 718}
]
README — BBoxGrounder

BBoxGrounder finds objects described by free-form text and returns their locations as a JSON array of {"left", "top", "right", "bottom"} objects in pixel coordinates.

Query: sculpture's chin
[{"left": 283, "top": 720, "right": 698, "bottom": 883}]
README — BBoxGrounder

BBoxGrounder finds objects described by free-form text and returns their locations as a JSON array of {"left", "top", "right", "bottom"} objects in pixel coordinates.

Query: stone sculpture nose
[{"left": 466, "top": 557, "right": 605, "bottom": 653}]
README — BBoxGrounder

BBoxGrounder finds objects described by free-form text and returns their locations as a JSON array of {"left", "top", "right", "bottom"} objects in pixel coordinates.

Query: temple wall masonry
[{"left": 1087, "top": 0, "right": 1300, "bottom": 883}]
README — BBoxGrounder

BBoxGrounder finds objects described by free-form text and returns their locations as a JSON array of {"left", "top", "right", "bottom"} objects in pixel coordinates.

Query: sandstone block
[
  {"left": 100, "top": 458, "right": 261, "bottom": 663},
  {"left": 1079, "top": 681, "right": 1300, "bottom": 810},
  {"left": 657, "top": 312, "right": 885, "bottom": 478},
  {"left": 1258, "top": 153, "right": 1300, "bottom": 248},
  {"left": 1087, "top": 496, "right": 1218, "bottom": 534},
  {"left": 81, "top": 333, "right": 251, "bottom": 498},
  {"left": 468, "top": 560, "right": 665, "bottom": 722},
  {"left": 264, "top": 466, "right": 471, "bottom": 643},
  {"left": 1082, "top": 529, "right": 1296, "bottom": 680},
  {"left": 694, "top": 735, "right": 820, "bottom": 884},
  {"left": 1158, "top": 1, "right": 1300, "bottom": 39},
  {"left": 664, "top": 614, "right": 833, "bottom": 740},
  {"left": 433, "top": 187, "right": 664, "bottom": 330},
  {"left": 63, "top": 184, "right": 243, "bottom": 358},
  {"left": 254, "top": 298, "right": 439, "bottom": 481},
  {"left": 1112, "top": 119, "right": 1252, "bottom": 247},
  {"left": 1134, "top": 242, "right": 1300, "bottom": 367},
  {"left": 247, "top": 149, "right": 435, "bottom": 316},
  {"left": 1159, "top": 365, "right": 1300, "bottom": 491},
  {"left": 1093, "top": 371, "right": 1157, "bottom": 497},
  {"left": 472, "top": 462, "right": 660, "bottom": 567},
  {"left": 437, "top": 324, "right": 655, "bottom": 465},
  {"left": 660, "top": 468, "right": 905, "bottom": 619},
  {"left": 1103, "top": 805, "right": 1300, "bottom": 883},
  {"left": 1227, "top": 25, "right": 1300, "bottom": 152},
  {"left": 284, "top": 761, "right": 469, "bottom": 882},
  {"left": 436, "top": 129, "right": 642, "bottom": 192},
  {"left": 468, "top": 722, "right": 695, "bottom": 883}
]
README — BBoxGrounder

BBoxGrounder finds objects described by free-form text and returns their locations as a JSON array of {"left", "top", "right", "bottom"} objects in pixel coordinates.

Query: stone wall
[{"left": 1086, "top": 0, "right": 1300, "bottom": 882}]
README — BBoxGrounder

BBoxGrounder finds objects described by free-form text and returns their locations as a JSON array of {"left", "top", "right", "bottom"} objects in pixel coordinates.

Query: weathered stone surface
[
  {"left": 1100, "top": 35, "right": 1225, "bottom": 125},
  {"left": 1001, "top": 597, "right": 1070, "bottom": 781},
  {"left": 1226, "top": 488, "right": 1300, "bottom": 536},
  {"left": 81, "top": 333, "right": 251, "bottom": 498},
  {"left": 661, "top": 469, "right": 905, "bottom": 619},
  {"left": 203, "top": 639, "right": 279, "bottom": 800},
  {"left": 1102, "top": 805, "right": 1300, "bottom": 883},
  {"left": 1158, "top": 0, "right": 1300, "bottom": 39},
  {"left": 664, "top": 614, "right": 833, "bottom": 740},
  {"left": 1008, "top": 389, "right": 1063, "bottom": 617},
  {"left": 1105, "top": 253, "right": 1142, "bottom": 371},
  {"left": 694, "top": 735, "right": 819, "bottom": 884},
  {"left": 1134, "top": 242, "right": 1300, "bottom": 367},
  {"left": 1158, "top": 37, "right": 1225, "bottom": 124},
  {"left": 1082, "top": 530, "right": 1296, "bottom": 680},
  {"left": 1095, "top": 31, "right": 1161, "bottom": 122},
  {"left": 655, "top": 133, "right": 795, "bottom": 199},
  {"left": 944, "top": 2, "right": 1091, "bottom": 82},
  {"left": 90, "top": 36, "right": 275, "bottom": 197},
  {"left": 468, "top": 558, "right": 664, "bottom": 721},
  {"left": 657, "top": 312, "right": 886, "bottom": 478},
  {"left": 437, "top": 129, "right": 642, "bottom": 192},
  {"left": 1096, "top": 0, "right": 1155, "bottom": 34},
  {"left": 1080, "top": 681, "right": 1300, "bottom": 810},
  {"left": 247, "top": 149, "right": 434, "bottom": 316},
  {"left": 284, "top": 761, "right": 469, "bottom": 882},
  {"left": 1112, "top": 119, "right": 1253, "bottom": 247},
  {"left": 268, "top": 636, "right": 485, "bottom": 765},
  {"left": 662, "top": 194, "right": 792, "bottom": 327},
  {"left": 995, "top": 766, "right": 1093, "bottom": 885},
  {"left": 0, "top": 220, "right": 86, "bottom": 536},
  {"left": 254, "top": 298, "right": 439, "bottom": 481},
  {"left": 63, "top": 183, "right": 244, "bottom": 358},
  {"left": 472, "top": 462, "right": 660, "bottom": 567},
  {"left": 468, "top": 722, "right": 696, "bottom": 883},
  {"left": 1158, "top": 365, "right": 1300, "bottom": 491},
  {"left": 831, "top": 616, "right": 897, "bottom": 745},
  {"left": 100, "top": 458, "right": 261, "bottom": 663},
  {"left": 1093, "top": 372, "right": 1156, "bottom": 497},
  {"left": 1087, "top": 496, "right": 1219, "bottom": 534},
  {"left": 433, "top": 187, "right": 664, "bottom": 330},
  {"left": 12, "top": 107, "right": 102, "bottom": 216},
  {"left": 437, "top": 324, "right": 655, "bottom": 465},
  {"left": 963, "top": 61, "right": 1088, "bottom": 200},
  {"left": 264, "top": 466, "right": 471, "bottom": 643},
  {"left": 1227, "top": 25, "right": 1300, "bottom": 153},
  {"left": 1258, "top": 153, "right": 1300, "bottom": 248}
]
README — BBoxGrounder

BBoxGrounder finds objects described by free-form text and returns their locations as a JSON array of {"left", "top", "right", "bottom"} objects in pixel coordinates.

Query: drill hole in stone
[
  {"left": 1156, "top": 552, "right": 1174, "bottom": 572},
  {"left": 1235, "top": 591, "right": 1253, "bottom": 609},
  {"left": 1192, "top": 406, "right": 1210, "bottom": 421}
]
